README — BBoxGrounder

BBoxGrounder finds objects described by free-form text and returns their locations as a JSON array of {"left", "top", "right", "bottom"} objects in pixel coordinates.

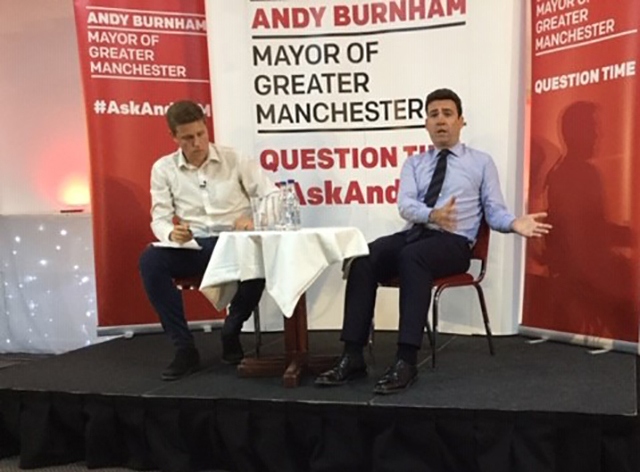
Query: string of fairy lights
[{"left": 1, "top": 214, "right": 103, "bottom": 353}]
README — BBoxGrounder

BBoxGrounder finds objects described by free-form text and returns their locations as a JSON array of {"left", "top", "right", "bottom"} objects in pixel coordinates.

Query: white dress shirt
[{"left": 150, "top": 143, "right": 277, "bottom": 241}]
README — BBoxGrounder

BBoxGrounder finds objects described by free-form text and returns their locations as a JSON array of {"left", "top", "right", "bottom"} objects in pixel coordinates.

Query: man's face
[
  {"left": 425, "top": 99, "right": 464, "bottom": 149},
  {"left": 173, "top": 119, "right": 209, "bottom": 164}
]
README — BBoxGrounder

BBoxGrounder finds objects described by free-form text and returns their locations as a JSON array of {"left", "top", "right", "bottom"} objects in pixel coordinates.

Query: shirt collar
[
  {"left": 177, "top": 143, "right": 219, "bottom": 169},
  {"left": 433, "top": 142, "right": 464, "bottom": 158}
]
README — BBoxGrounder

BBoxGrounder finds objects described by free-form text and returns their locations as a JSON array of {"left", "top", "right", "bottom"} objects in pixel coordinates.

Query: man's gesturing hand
[
  {"left": 511, "top": 212, "right": 552, "bottom": 238},
  {"left": 429, "top": 196, "right": 457, "bottom": 232}
]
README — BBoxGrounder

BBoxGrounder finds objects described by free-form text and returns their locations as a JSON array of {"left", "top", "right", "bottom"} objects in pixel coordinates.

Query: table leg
[{"left": 237, "top": 293, "right": 336, "bottom": 387}]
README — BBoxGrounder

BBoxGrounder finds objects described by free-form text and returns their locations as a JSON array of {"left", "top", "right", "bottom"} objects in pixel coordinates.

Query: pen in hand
[{"left": 170, "top": 217, "right": 193, "bottom": 244}]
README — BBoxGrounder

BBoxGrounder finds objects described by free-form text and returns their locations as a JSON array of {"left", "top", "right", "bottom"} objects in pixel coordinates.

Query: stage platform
[{"left": 0, "top": 331, "right": 638, "bottom": 472}]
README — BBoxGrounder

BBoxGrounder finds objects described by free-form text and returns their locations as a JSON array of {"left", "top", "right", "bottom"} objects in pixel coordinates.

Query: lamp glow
[{"left": 58, "top": 175, "right": 90, "bottom": 206}]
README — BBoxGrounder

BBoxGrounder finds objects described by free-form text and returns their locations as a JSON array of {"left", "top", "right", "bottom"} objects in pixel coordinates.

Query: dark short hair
[
  {"left": 425, "top": 88, "right": 463, "bottom": 116},
  {"left": 166, "top": 100, "right": 205, "bottom": 135}
]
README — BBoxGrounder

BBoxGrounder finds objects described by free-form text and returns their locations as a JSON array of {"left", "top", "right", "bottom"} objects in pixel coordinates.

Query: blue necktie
[
  {"left": 406, "top": 149, "right": 450, "bottom": 242},
  {"left": 423, "top": 149, "right": 450, "bottom": 207}
]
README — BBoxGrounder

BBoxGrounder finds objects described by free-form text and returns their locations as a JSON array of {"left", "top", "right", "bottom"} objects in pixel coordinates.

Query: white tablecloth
[{"left": 199, "top": 227, "right": 369, "bottom": 317}]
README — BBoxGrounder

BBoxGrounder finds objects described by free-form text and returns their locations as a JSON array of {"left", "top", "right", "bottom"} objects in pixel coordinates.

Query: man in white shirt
[{"left": 139, "top": 100, "right": 276, "bottom": 380}]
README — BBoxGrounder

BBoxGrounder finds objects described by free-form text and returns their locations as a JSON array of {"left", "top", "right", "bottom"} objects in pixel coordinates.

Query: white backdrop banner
[{"left": 206, "top": 0, "right": 526, "bottom": 333}]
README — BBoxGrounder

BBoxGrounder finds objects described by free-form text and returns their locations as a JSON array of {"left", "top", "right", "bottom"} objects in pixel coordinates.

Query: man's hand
[
  {"left": 169, "top": 222, "right": 193, "bottom": 244},
  {"left": 429, "top": 196, "right": 457, "bottom": 232},
  {"left": 511, "top": 212, "right": 552, "bottom": 238},
  {"left": 233, "top": 215, "right": 254, "bottom": 231}
]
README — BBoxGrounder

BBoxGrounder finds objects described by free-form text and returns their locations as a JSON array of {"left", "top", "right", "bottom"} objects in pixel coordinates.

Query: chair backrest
[
  {"left": 469, "top": 218, "right": 491, "bottom": 284},
  {"left": 472, "top": 218, "right": 490, "bottom": 261}
]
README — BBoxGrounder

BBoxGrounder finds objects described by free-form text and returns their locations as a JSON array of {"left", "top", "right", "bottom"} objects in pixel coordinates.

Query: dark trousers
[
  {"left": 341, "top": 229, "right": 472, "bottom": 348},
  {"left": 138, "top": 237, "right": 265, "bottom": 349}
]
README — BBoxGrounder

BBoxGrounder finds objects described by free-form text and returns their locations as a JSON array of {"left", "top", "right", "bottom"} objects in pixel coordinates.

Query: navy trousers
[
  {"left": 341, "top": 229, "right": 472, "bottom": 348},
  {"left": 139, "top": 237, "right": 264, "bottom": 349}
]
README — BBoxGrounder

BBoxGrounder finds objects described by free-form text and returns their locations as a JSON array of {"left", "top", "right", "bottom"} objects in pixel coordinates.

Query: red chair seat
[
  {"left": 174, "top": 276, "right": 204, "bottom": 290},
  {"left": 433, "top": 273, "right": 474, "bottom": 286}
]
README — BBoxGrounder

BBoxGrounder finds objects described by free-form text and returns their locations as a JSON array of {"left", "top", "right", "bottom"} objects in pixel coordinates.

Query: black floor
[
  {"left": 1, "top": 331, "right": 639, "bottom": 472},
  {"left": 0, "top": 331, "right": 635, "bottom": 415}
]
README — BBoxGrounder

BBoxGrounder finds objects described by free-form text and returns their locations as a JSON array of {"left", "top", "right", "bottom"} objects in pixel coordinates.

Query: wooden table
[
  {"left": 199, "top": 227, "right": 369, "bottom": 387},
  {"left": 237, "top": 293, "right": 339, "bottom": 387}
]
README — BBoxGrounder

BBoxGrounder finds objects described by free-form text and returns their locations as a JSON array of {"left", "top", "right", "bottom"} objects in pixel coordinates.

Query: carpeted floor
[{"left": 0, "top": 331, "right": 635, "bottom": 415}]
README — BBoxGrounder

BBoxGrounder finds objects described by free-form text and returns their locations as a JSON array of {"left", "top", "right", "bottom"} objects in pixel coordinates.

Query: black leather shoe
[
  {"left": 373, "top": 359, "right": 418, "bottom": 395},
  {"left": 221, "top": 333, "right": 244, "bottom": 364},
  {"left": 161, "top": 347, "right": 200, "bottom": 381},
  {"left": 314, "top": 353, "right": 367, "bottom": 386}
]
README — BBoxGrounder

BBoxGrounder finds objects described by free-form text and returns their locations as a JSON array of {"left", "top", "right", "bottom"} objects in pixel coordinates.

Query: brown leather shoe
[
  {"left": 314, "top": 353, "right": 367, "bottom": 386},
  {"left": 373, "top": 359, "right": 417, "bottom": 394}
]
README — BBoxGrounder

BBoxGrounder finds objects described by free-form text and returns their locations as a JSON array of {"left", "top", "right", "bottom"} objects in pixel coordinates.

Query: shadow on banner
[{"left": 522, "top": 0, "right": 640, "bottom": 350}]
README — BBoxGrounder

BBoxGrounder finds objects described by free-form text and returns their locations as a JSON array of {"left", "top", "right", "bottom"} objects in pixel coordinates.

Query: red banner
[
  {"left": 73, "top": 0, "right": 223, "bottom": 330},
  {"left": 523, "top": 0, "right": 640, "bottom": 345}
]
